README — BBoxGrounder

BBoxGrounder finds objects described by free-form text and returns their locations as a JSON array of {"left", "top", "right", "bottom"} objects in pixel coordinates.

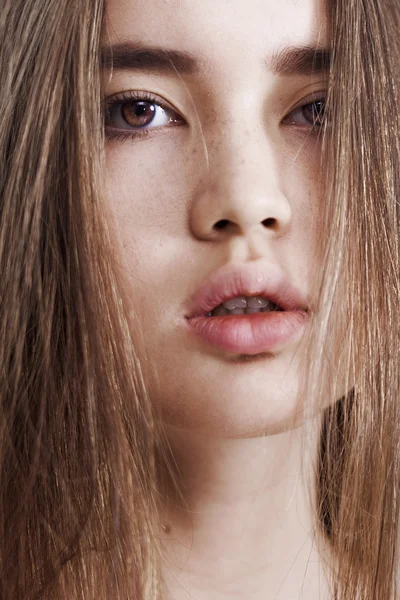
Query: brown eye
[
  {"left": 302, "top": 100, "right": 325, "bottom": 126},
  {"left": 284, "top": 97, "right": 327, "bottom": 128},
  {"left": 121, "top": 101, "right": 157, "bottom": 128},
  {"left": 105, "top": 92, "right": 184, "bottom": 135}
]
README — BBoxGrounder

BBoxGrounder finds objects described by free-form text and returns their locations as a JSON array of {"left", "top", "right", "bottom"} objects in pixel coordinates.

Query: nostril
[
  {"left": 262, "top": 218, "right": 276, "bottom": 227},
  {"left": 213, "top": 219, "right": 229, "bottom": 230},
  {"left": 213, "top": 217, "right": 277, "bottom": 231}
]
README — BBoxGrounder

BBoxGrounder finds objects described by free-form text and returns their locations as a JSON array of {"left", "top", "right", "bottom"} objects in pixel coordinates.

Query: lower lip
[{"left": 185, "top": 311, "right": 309, "bottom": 355}]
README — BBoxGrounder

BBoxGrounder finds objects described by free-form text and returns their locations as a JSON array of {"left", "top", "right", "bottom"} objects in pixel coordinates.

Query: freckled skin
[{"left": 103, "top": 0, "right": 327, "bottom": 437}]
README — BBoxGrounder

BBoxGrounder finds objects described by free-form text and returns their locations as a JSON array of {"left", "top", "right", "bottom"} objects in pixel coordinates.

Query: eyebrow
[
  {"left": 101, "top": 44, "right": 199, "bottom": 75},
  {"left": 270, "top": 46, "right": 330, "bottom": 76},
  {"left": 101, "top": 43, "right": 330, "bottom": 77}
]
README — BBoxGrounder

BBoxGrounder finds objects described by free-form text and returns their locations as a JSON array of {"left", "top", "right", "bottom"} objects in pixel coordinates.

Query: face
[{"left": 102, "top": 0, "right": 328, "bottom": 436}]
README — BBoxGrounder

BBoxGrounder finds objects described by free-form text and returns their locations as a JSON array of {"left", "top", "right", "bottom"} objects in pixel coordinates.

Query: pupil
[{"left": 122, "top": 101, "right": 156, "bottom": 128}]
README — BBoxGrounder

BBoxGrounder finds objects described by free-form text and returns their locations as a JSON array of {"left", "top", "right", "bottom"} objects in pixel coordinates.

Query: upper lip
[{"left": 185, "top": 262, "right": 309, "bottom": 319}]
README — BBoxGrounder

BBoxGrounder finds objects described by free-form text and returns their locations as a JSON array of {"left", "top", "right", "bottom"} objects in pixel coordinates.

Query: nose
[{"left": 189, "top": 128, "right": 292, "bottom": 242}]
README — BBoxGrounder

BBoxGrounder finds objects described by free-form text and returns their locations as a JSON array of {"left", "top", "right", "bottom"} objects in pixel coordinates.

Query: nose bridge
[
  {"left": 210, "top": 124, "right": 280, "bottom": 199},
  {"left": 190, "top": 117, "right": 292, "bottom": 239}
]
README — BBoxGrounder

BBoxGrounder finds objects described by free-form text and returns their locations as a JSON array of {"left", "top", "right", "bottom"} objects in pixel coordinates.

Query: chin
[{"left": 157, "top": 381, "right": 307, "bottom": 438}]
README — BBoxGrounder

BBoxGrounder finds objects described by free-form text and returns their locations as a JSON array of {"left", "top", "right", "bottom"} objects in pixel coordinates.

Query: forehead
[{"left": 103, "top": 0, "right": 328, "bottom": 69}]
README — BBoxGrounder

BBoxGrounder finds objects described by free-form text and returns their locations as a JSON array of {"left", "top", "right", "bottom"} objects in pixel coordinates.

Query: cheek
[
  {"left": 104, "top": 136, "right": 204, "bottom": 244},
  {"left": 103, "top": 139, "right": 205, "bottom": 344},
  {"left": 278, "top": 144, "right": 324, "bottom": 279}
]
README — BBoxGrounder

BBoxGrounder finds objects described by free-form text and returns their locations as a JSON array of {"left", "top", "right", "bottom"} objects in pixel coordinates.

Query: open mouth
[{"left": 205, "top": 295, "right": 284, "bottom": 317}]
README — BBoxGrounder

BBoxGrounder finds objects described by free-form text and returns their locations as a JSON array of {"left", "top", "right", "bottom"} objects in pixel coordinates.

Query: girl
[{"left": 1, "top": 0, "right": 400, "bottom": 598}]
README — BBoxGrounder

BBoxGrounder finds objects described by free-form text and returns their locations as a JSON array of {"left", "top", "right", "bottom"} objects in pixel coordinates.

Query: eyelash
[
  {"left": 103, "top": 90, "right": 327, "bottom": 143},
  {"left": 104, "top": 90, "right": 183, "bottom": 143},
  {"left": 283, "top": 97, "right": 327, "bottom": 131}
]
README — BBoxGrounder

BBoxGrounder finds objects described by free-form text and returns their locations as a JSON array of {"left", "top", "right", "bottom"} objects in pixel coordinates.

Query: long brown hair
[
  {"left": 307, "top": 0, "right": 400, "bottom": 597},
  {"left": 0, "top": 1, "right": 166, "bottom": 597},
  {"left": 1, "top": 0, "right": 400, "bottom": 598}
]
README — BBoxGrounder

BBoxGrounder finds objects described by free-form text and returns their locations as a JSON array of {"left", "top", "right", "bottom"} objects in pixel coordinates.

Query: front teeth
[
  {"left": 223, "top": 296, "right": 271, "bottom": 310},
  {"left": 205, "top": 296, "right": 279, "bottom": 317},
  {"left": 223, "top": 296, "right": 247, "bottom": 310}
]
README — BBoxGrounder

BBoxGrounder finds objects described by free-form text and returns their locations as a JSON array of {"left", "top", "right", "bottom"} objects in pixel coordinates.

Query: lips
[{"left": 185, "top": 262, "right": 309, "bottom": 320}]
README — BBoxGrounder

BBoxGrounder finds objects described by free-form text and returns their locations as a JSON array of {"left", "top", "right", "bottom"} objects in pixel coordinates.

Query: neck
[{"left": 157, "top": 414, "right": 333, "bottom": 599}]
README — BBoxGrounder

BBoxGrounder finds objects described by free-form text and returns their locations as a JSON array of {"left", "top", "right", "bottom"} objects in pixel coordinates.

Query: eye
[
  {"left": 104, "top": 90, "right": 185, "bottom": 141},
  {"left": 284, "top": 97, "right": 327, "bottom": 128}
]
